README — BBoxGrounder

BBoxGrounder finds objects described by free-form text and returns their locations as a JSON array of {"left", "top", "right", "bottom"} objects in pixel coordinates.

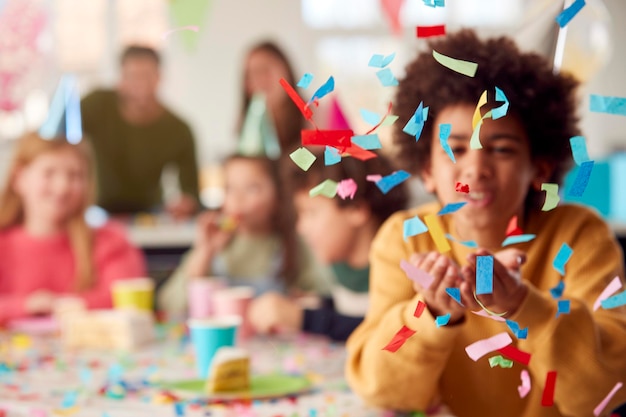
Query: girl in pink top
[{"left": 0, "top": 132, "right": 146, "bottom": 325}]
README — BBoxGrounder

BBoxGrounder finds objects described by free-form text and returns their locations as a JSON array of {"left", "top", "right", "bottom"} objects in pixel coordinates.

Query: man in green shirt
[{"left": 81, "top": 46, "right": 199, "bottom": 218}]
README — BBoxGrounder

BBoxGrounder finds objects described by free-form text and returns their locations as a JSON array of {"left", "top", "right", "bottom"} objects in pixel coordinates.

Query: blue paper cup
[{"left": 188, "top": 316, "right": 241, "bottom": 378}]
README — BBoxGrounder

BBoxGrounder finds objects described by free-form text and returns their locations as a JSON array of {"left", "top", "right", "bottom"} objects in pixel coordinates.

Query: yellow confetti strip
[{"left": 424, "top": 214, "right": 451, "bottom": 253}]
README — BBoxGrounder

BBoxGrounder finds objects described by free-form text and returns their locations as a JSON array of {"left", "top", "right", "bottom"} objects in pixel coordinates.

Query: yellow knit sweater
[{"left": 346, "top": 202, "right": 626, "bottom": 417}]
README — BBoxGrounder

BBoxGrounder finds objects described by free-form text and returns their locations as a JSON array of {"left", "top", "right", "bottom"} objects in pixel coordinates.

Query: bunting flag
[
  {"left": 380, "top": 0, "right": 405, "bottom": 36},
  {"left": 168, "top": 0, "right": 212, "bottom": 51}
]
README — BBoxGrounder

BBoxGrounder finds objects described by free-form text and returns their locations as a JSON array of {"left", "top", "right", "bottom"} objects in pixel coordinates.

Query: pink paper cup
[
  {"left": 187, "top": 278, "right": 227, "bottom": 319},
  {"left": 212, "top": 286, "right": 255, "bottom": 340}
]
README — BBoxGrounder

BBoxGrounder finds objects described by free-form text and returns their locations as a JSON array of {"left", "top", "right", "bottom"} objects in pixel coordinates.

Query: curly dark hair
[
  {"left": 393, "top": 29, "right": 580, "bottom": 209},
  {"left": 283, "top": 147, "right": 409, "bottom": 226}
]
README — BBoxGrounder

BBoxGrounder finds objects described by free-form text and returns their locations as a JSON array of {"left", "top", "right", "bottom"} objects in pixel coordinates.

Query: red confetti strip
[
  {"left": 506, "top": 215, "right": 523, "bottom": 237},
  {"left": 414, "top": 300, "right": 427, "bottom": 318},
  {"left": 365, "top": 102, "right": 393, "bottom": 135},
  {"left": 541, "top": 371, "right": 557, "bottom": 406},
  {"left": 301, "top": 129, "right": 353, "bottom": 149},
  {"left": 382, "top": 325, "right": 416, "bottom": 353},
  {"left": 341, "top": 143, "right": 378, "bottom": 161},
  {"left": 455, "top": 182, "right": 469, "bottom": 193},
  {"left": 497, "top": 345, "right": 532, "bottom": 366},
  {"left": 416, "top": 25, "right": 446, "bottom": 38},
  {"left": 280, "top": 78, "right": 313, "bottom": 120}
]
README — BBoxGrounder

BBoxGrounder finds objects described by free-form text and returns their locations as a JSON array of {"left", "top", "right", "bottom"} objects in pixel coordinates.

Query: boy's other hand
[
  {"left": 248, "top": 292, "right": 303, "bottom": 335},
  {"left": 462, "top": 248, "right": 528, "bottom": 317},
  {"left": 410, "top": 252, "right": 472, "bottom": 325}
]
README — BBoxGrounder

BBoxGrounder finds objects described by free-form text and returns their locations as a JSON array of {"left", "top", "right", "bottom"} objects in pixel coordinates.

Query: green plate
[{"left": 159, "top": 374, "right": 312, "bottom": 400}]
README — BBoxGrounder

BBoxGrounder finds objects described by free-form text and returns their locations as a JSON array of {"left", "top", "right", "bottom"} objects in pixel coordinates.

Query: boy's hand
[
  {"left": 194, "top": 211, "right": 234, "bottom": 255},
  {"left": 25, "top": 290, "right": 56, "bottom": 315},
  {"left": 410, "top": 252, "right": 472, "bottom": 325},
  {"left": 248, "top": 292, "right": 303, "bottom": 335},
  {"left": 462, "top": 248, "right": 528, "bottom": 317},
  {"left": 166, "top": 194, "right": 198, "bottom": 220}
]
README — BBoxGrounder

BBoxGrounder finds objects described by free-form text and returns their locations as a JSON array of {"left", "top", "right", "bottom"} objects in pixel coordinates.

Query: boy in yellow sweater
[{"left": 346, "top": 30, "right": 626, "bottom": 417}]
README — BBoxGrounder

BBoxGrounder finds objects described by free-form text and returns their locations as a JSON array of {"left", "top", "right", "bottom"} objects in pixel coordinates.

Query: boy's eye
[
  {"left": 490, "top": 146, "right": 516, "bottom": 155},
  {"left": 450, "top": 146, "right": 466, "bottom": 155}
]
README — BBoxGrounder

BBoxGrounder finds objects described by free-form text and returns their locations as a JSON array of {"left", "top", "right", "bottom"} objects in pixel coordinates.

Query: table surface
[{"left": 0, "top": 324, "right": 447, "bottom": 417}]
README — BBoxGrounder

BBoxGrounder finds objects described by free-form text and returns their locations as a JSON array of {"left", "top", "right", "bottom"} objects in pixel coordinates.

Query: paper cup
[
  {"left": 212, "top": 286, "right": 255, "bottom": 341},
  {"left": 112, "top": 278, "right": 154, "bottom": 311},
  {"left": 188, "top": 316, "right": 241, "bottom": 378},
  {"left": 188, "top": 278, "right": 227, "bottom": 319}
]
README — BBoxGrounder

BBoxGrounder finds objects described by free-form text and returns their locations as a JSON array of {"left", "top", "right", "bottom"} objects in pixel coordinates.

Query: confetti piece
[
  {"left": 556, "top": 0, "right": 586, "bottom": 27},
  {"left": 550, "top": 280, "right": 565, "bottom": 299},
  {"left": 382, "top": 325, "right": 416, "bottom": 352},
  {"left": 423, "top": 0, "right": 445, "bottom": 6},
  {"left": 472, "top": 91, "right": 488, "bottom": 129},
  {"left": 280, "top": 78, "right": 313, "bottom": 119},
  {"left": 601, "top": 290, "right": 626, "bottom": 309},
  {"left": 497, "top": 345, "right": 532, "bottom": 366},
  {"left": 437, "top": 202, "right": 466, "bottom": 215},
  {"left": 414, "top": 300, "right": 427, "bottom": 318},
  {"left": 455, "top": 182, "right": 469, "bottom": 193},
  {"left": 505, "top": 215, "right": 522, "bottom": 236},
  {"left": 404, "top": 216, "right": 428, "bottom": 241},
  {"left": 488, "top": 355, "right": 513, "bottom": 368},
  {"left": 380, "top": 114, "right": 399, "bottom": 126},
  {"left": 301, "top": 129, "right": 353, "bottom": 148},
  {"left": 541, "top": 371, "right": 557, "bottom": 406},
  {"left": 366, "top": 174, "right": 382, "bottom": 182},
  {"left": 476, "top": 255, "right": 494, "bottom": 295},
  {"left": 351, "top": 134, "right": 382, "bottom": 150},
  {"left": 491, "top": 87, "right": 509, "bottom": 120},
  {"left": 403, "top": 102, "right": 426, "bottom": 140},
  {"left": 590, "top": 94, "right": 626, "bottom": 116},
  {"left": 432, "top": 50, "right": 478, "bottom": 77},
  {"left": 297, "top": 73, "right": 314, "bottom": 89},
  {"left": 473, "top": 291, "right": 507, "bottom": 317},
  {"left": 594, "top": 382, "right": 623, "bottom": 416},
  {"left": 336, "top": 179, "right": 357, "bottom": 200},
  {"left": 360, "top": 109, "right": 382, "bottom": 125},
  {"left": 324, "top": 146, "right": 341, "bottom": 166},
  {"left": 518, "top": 370, "right": 531, "bottom": 398},
  {"left": 309, "top": 179, "right": 338, "bottom": 198},
  {"left": 445, "top": 233, "right": 478, "bottom": 248},
  {"left": 341, "top": 143, "right": 378, "bottom": 161},
  {"left": 470, "top": 119, "right": 484, "bottom": 150},
  {"left": 435, "top": 313, "right": 451, "bottom": 327},
  {"left": 424, "top": 214, "right": 451, "bottom": 253},
  {"left": 368, "top": 52, "right": 396, "bottom": 68},
  {"left": 552, "top": 243, "right": 573, "bottom": 276},
  {"left": 556, "top": 299, "right": 570, "bottom": 317},
  {"left": 505, "top": 319, "right": 528, "bottom": 339},
  {"left": 309, "top": 76, "right": 335, "bottom": 103},
  {"left": 567, "top": 160, "right": 594, "bottom": 197},
  {"left": 161, "top": 25, "right": 199, "bottom": 40},
  {"left": 376, "top": 68, "right": 399, "bottom": 87},
  {"left": 61, "top": 391, "right": 78, "bottom": 409},
  {"left": 289, "top": 147, "right": 316, "bottom": 171},
  {"left": 445, "top": 287, "right": 462, "bottom": 305},
  {"left": 501, "top": 234, "right": 536, "bottom": 247},
  {"left": 472, "top": 309, "right": 506, "bottom": 322},
  {"left": 540, "top": 183, "right": 560, "bottom": 211},
  {"left": 465, "top": 332, "right": 512, "bottom": 361},
  {"left": 569, "top": 136, "right": 590, "bottom": 165},
  {"left": 400, "top": 259, "right": 435, "bottom": 289},
  {"left": 593, "top": 276, "right": 623, "bottom": 311},
  {"left": 375, "top": 170, "right": 411, "bottom": 194},
  {"left": 439, "top": 123, "right": 455, "bottom": 163},
  {"left": 416, "top": 25, "right": 446, "bottom": 38}
]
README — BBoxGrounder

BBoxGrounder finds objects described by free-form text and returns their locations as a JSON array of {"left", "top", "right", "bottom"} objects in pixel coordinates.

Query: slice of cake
[{"left": 207, "top": 347, "right": 250, "bottom": 393}]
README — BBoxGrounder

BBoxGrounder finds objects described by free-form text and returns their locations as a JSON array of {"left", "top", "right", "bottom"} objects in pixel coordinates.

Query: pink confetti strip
[
  {"left": 400, "top": 260, "right": 435, "bottom": 290},
  {"left": 594, "top": 382, "right": 623, "bottom": 416},
  {"left": 518, "top": 369, "right": 531, "bottom": 398},
  {"left": 366, "top": 174, "right": 382, "bottom": 182},
  {"left": 465, "top": 332, "right": 512, "bottom": 361},
  {"left": 161, "top": 25, "right": 199, "bottom": 40},
  {"left": 471, "top": 309, "right": 506, "bottom": 322},
  {"left": 593, "top": 276, "right": 623, "bottom": 311}
]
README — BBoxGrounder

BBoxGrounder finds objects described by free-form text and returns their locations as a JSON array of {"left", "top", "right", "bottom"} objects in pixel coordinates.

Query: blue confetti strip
[
  {"left": 360, "top": 108, "right": 382, "bottom": 125},
  {"left": 601, "top": 290, "right": 626, "bottom": 309},
  {"left": 569, "top": 136, "right": 590, "bottom": 166},
  {"left": 505, "top": 320, "right": 528, "bottom": 339},
  {"left": 439, "top": 123, "right": 456, "bottom": 163},
  {"left": 567, "top": 160, "right": 594, "bottom": 197},
  {"left": 375, "top": 170, "right": 411, "bottom": 194},
  {"left": 297, "top": 72, "right": 314, "bottom": 89},
  {"left": 351, "top": 134, "right": 382, "bottom": 150},
  {"left": 324, "top": 146, "right": 341, "bottom": 166},
  {"left": 556, "top": 0, "right": 586, "bottom": 28},
  {"left": 491, "top": 87, "right": 509, "bottom": 120},
  {"left": 550, "top": 280, "right": 565, "bottom": 299},
  {"left": 501, "top": 234, "right": 536, "bottom": 247},
  {"left": 589, "top": 94, "right": 626, "bottom": 116},
  {"left": 376, "top": 68, "right": 399, "bottom": 87},
  {"left": 403, "top": 216, "right": 428, "bottom": 240},
  {"left": 552, "top": 243, "right": 573, "bottom": 276},
  {"left": 445, "top": 287, "right": 462, "bottom": 305},
  {"left": 445, "top": 233, "right": 478, "bottom": 248},
  {"left": 309, "top": 76, "right": 335, "bottom": 103},
  {"left": 437, "top": 201, "right": 467, "bottom": 215},
  {"left": 556, "top": 299, "right": 571, "bottom": 317},
  {"left": 403, "top": 101, "right": 426, "bottom": 140},
  {"left": 476, "top": 255, "right": 494, "bottom": 295},
  {"left": 435, "top": 313, "right": 451, "bottom": 327},
  {"left": 368, "top": 52, "right": 396, "bottom": 68}
]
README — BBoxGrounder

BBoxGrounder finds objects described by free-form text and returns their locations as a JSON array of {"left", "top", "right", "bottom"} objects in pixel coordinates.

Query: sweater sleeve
[
  {"left": 174, "top": 123, "right": 200, "bottom": 203},
  {"left": 510, "top": 212, "right": 626, "bottom": 415},
  {"left": 345, "top": 212, "right": 463, "bottom": 411},
  {"left": 302, "top": 297, "right": 363, "bottom": 341},
  {"left": 79, "top": 223, "right": 147, "bottom": 309}
]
